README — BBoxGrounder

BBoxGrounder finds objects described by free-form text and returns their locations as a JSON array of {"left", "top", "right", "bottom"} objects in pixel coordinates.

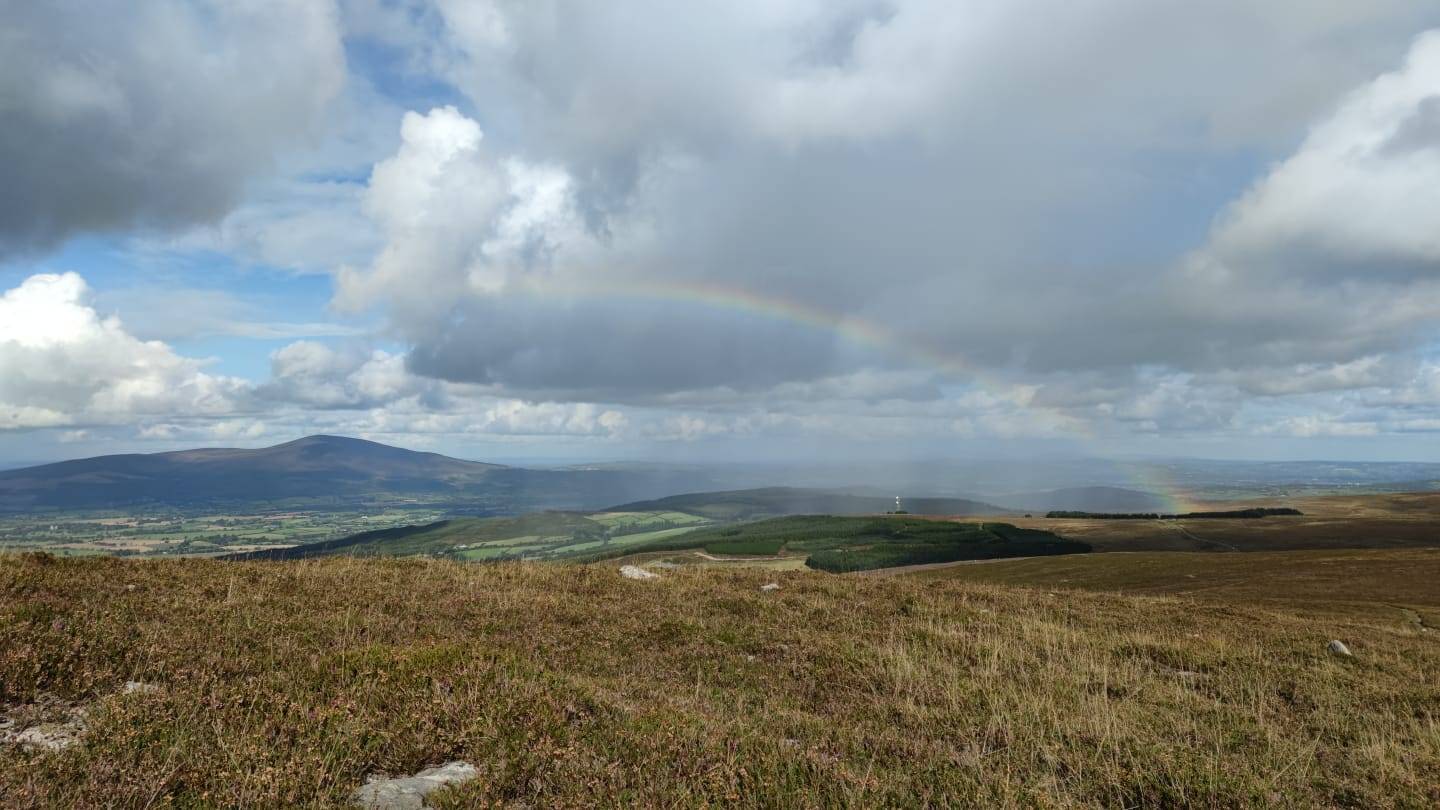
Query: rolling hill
[
  {"left": 0, "top": 435, "right": 724, "bottom": 513},
  {"left": 233, "top": 510, "right": 1084, "bottom": 573},
  {"left": 990, "top": 486, "right": 1175, "bottom": 513},
  {"left": 607, "top": 486, "right": 1009, "bottom": 520},
  {"left": 631, "top": 515, "right": 1090, "bottom": 572}
]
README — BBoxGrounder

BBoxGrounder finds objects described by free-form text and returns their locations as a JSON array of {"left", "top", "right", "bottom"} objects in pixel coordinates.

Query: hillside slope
[
  {"left": 991, "top": 486, "right": 1174, "bottom": 513},
  {"left": 609, "top": 486, "right": 1008, "bottom": 519},
  {"left": 634, "top": 515, "right": 1090, "bottom": 572},
  {"left": 912, "top": 548, "right": 1440, "bottom": 623},
  {"left": 1, "top": 555, "right": 1435, "bottom": 806},
  {"left": 230, "top": 510, "right": 713, "bottom": 563}
]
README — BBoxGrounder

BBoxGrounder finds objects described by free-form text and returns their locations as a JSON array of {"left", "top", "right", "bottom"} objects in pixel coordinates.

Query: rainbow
[
  {"left": 509, "top": 275, "right": 1212, "bottom": 508},
  {"left": 519, "top": 276, "right": 971, "bottom": 375},
  {"left": 513, "top": 274, "right": 1220, "bottom": 509},
  {"left": 1110, "top": 460, "right": 1204, "bottom": 514}
]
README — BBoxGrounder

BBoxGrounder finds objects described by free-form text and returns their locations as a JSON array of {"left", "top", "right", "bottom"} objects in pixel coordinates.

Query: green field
[
  {"left": 586, "top": 510, "right": 709, "bottom": 533},
  {"left": 0, "top": 508, "right": 448, "bottom": 558},
  {"left": 233, "top": 511, "right": 712, "bottom": 562}
]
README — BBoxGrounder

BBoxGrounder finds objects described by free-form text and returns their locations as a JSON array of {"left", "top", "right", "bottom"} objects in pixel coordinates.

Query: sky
[{"left": 4, "top": 1, "right": 1440, "bottom": 464}]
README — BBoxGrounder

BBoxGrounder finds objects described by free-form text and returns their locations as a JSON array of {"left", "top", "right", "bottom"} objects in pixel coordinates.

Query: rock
[
  {"left": 1, "top": 695, "right": 88, "bottom": 752},
  {"left": 759, "top": 583, "right": 781, "bottom": 592},
  {"left": 121, "top": 681, "right": 161, "bottom": 695},
  {"left": 619, "top": 565, "right": 658, "bottom": 580},
  {"left": 352, "top": 761, "right": 480, "bottom": 809},
  {"left": 7, "top": 722, "right": 83, "bottom": 751},
  {"left": 1327, "top": 640, "right": 1353, "bottom": 658}
]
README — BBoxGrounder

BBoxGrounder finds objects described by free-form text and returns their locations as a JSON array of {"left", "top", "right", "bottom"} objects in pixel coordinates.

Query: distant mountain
[
  {"left": 0, "top": 435, "right": 724, "bottom": 512},
  {"left": 608, "top": 486, "right": 1010, "bottom": 520},
  {"left": 992, "top": 486, "right": 1173, "bottom": 514}
]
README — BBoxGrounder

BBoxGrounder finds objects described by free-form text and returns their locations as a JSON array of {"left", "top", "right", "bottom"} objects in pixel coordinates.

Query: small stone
[
  {"left": 352, "top": 761, "right": 480, "bottom": 809},
  {"left": 4, "top": 722, "right": 83, "bottom": 752},
  {"left": 619, "top": 565, "right": 658, "bottom": 580},
  {"left": 121, "top": 681, "right": 161, "bottom": 695},
  {"left": 759, "top": 583, "right": 781, "bottom": 592},
  {"left": 1327, "top": 640, "right": 1353, "bottom": 658},
  {"left": 125, "top": 584, "right": 137, "bottom": 592}
]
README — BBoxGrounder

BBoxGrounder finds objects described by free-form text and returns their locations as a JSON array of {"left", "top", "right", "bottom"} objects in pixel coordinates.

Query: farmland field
[
  {"left": 0, "top": 508, "right": 446, "bottom": 558},
  {"left": 231, "top": 511, "right": 713, "bottom": 562}
]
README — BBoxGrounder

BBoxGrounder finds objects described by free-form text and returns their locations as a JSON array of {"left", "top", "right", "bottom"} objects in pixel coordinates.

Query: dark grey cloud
[
  {"left": 324, "top": 3, "right": 1440, "bottom": 408},
  {"left": 0, "top": 0, "right": 345, "bottom": 256}
]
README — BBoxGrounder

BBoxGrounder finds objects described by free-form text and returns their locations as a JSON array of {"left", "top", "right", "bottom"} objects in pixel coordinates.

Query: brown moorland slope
[
  {"left": 2, "top": 554, "right": 1437, "bottom": 807},
  {"left": 909, "top": 547, "right": 1440, "bottom": 625},
  {"left": 953, "top": 491, "right": 1440, "bottom": 553}
]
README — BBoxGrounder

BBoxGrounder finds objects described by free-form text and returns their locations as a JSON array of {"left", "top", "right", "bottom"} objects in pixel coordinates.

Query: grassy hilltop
[{"left": 3, "top": 553, "right": 1438, "bottom": 807}]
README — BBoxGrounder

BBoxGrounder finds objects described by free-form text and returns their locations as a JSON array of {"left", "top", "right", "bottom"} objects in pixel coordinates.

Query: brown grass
[
  {"left": 953, "top": 491, "right": 1440, "bottom": 554},
  {"left": 2, "top": 553, "right": 1438, "bottom": 807},
  {"left": 913, "top": 547, "right": 1440, "bottom": 625}
]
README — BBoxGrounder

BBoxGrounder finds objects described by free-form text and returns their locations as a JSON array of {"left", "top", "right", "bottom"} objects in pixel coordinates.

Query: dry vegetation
[
  {"left": 960, "top": 491, "right": 1440, "bottom": 554},
  {"left": 2, "top": 553, "right": 1437, "bottom": 807},
  {"left": 913, "top": 548, "right": 1440, "bottom": 623}
]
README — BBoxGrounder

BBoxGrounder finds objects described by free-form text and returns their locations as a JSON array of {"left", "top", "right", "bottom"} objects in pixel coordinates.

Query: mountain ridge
[{"left": 0, "top": 435, "right": 715, "bottom": 512}]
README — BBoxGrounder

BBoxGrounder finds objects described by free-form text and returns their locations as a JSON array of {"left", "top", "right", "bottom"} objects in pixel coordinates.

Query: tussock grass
[{"left": 2, "top": 553, "right": 1438, "bottom": 807}]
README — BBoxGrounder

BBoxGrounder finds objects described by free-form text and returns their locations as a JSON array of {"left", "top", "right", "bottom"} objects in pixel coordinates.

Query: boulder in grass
[
  {"left": 122, "top": 681, "right": 161, "bottom": 695},
  {"left": 4, "top": 721, "right": 84, "bottom": 752},
  {"left": 620, "top": 565, "right": 659, "bottom": 580},
  {"left": 759, "top": 583, "right": 781, "bottom": 592},
  {"left": 352, "top": 761, "right": 480, "bottom": 809},
  {"left": 1327, "top": 640, "right": 1353, "bottom": 658}
]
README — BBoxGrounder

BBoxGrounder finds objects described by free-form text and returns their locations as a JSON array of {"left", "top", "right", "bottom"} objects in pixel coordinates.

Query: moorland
[
  {"left": 3, "top": 438, "right": 1440, "bottom": 807},
  {"left": 1, "top": 552, "right": 1436, "bottom": 806}
]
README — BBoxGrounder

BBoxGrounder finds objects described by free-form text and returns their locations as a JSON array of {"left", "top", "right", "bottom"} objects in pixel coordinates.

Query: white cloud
[
  {"left": 0, "top": 273, "right": 249, "bottom": 429},
  {"left": 336, "top": 106, "right": 580, "bottom": 319},
  {"left": 1212, "top": 31, "right": 1440, "bottom": 271}
]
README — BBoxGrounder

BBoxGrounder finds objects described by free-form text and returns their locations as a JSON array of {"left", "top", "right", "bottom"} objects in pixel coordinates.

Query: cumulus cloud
[
  {"left": 0, "top": 274, "right": 248, "bottom": 429},
  {"left": 13, "top": 3, "right": 1440, "bottom": 453},
  {"left": 259, "top": 342, "right": 421, "bottom": 409},
  {"left": 1211, "top": 30, "right": 1440, "bottom": 274},
  {"left": 328, "top": 6, "right": 1440, "bottom": 417},
  {"left": 0, "top": 0, "right": 346, "bottom": 255}
]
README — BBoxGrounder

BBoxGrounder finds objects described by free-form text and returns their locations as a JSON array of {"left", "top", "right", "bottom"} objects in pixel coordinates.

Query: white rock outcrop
[
  {"left": 620, "top": 565, "right": 659, "bottom": 580},
  {"left": 1327, "top": 640, "right": 1354, "bottom": 658},
  {"left": 352, "top": 761, "right": 480, "bottom": 809}
]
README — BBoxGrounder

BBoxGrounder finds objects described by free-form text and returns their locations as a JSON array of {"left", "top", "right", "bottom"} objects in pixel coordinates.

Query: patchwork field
[
  {"left": 0, "top": 509, "right": 447, "bottom": 558},
  {"left": 231, "top": 510, "right": 713, "bottom": 562}
]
